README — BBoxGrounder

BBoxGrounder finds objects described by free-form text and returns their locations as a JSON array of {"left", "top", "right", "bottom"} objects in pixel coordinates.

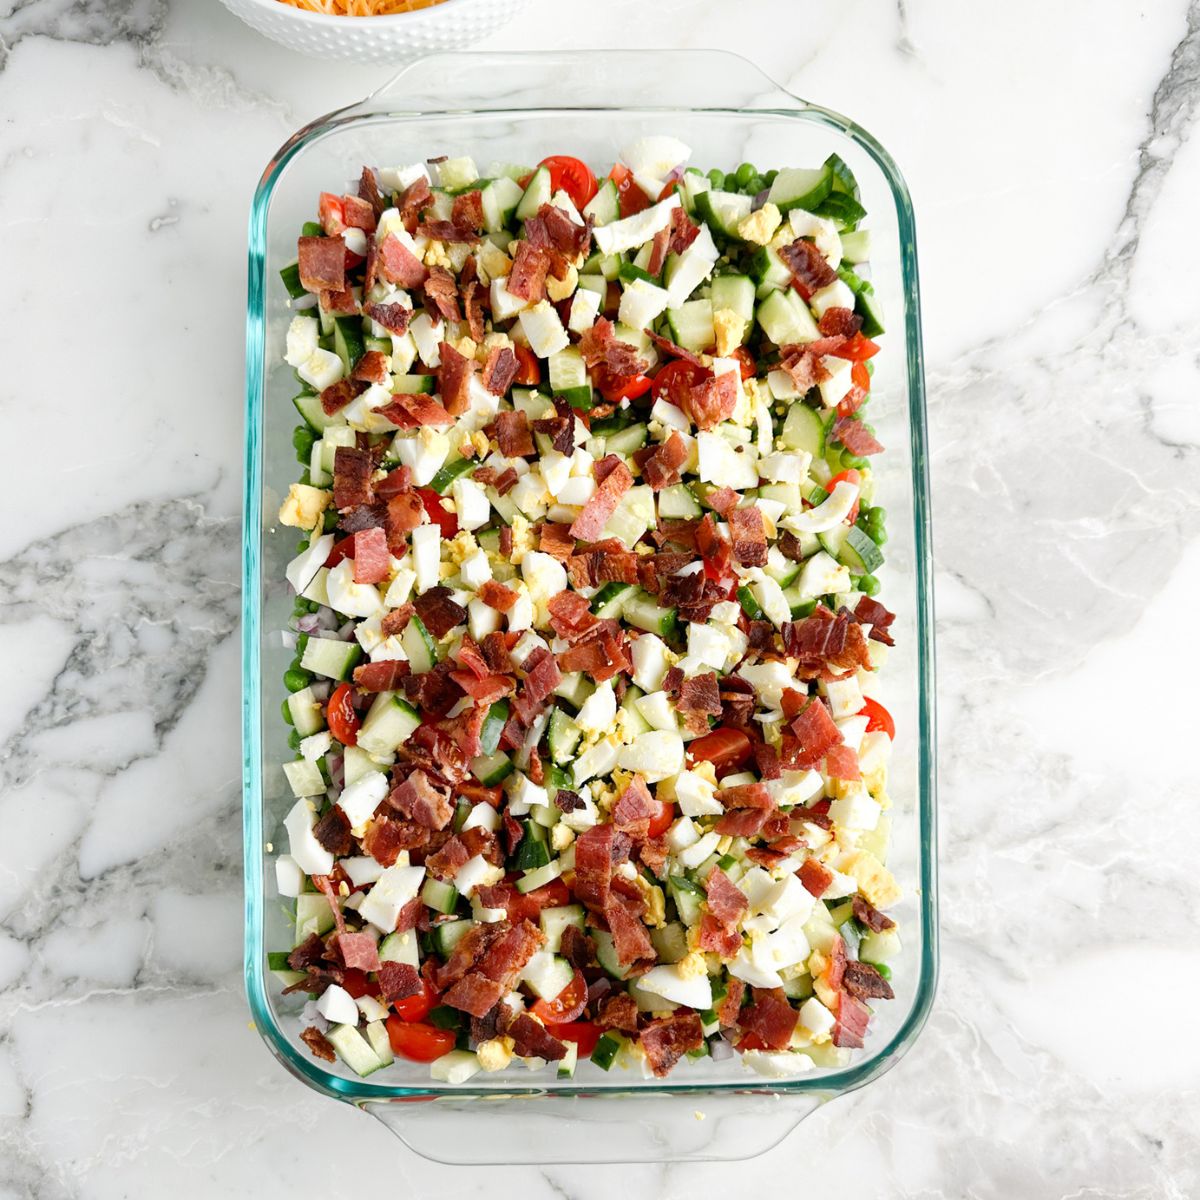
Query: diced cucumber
[
  {"left": 694, "top": 189, "right": 752, "bottom": 239},
  {"left": 428, "top": 454, "right": 475, "bottom": 495},
  {"left": 421, "top": 877, "right": 459, "bottom": 915},
  {"left": 515, "top": 166, "right": 552, "bottom": 220},
  {"left": 619, "top": 259, "right": 660, "bottom": 286},
  {"left": 470, "top": 750, "right": 513, "bottom": 786},
  {"left": 604, "top": 484, "right": 656, "bottom": 549},
  {"left": 479, "top": 176, "right": 523, "bottom": 232},
  {"left": 480, "top": 699, "right": 509, "bottom": 756},
  {"left": 292, "top": 391, "right": 343, "bottom": 434},
  {"left": 825, "top": 152, "right": 860, "bottom": 199},
  {"left": 280, "top": 261, "right": 306, "bottom": 300},
  {"left": 521, "top": 951, "right": 574, "bottom": 1001},
  {"left": 668, "top": 875, "right": 705, "bottom": 926},
  {"left": 364, "top": 1019, "right": 395, "bottom": 1067},
  {"left": 666, "top": 298, "right": 715, "bottom": 353},
  {"left": 300, "top": 637, "right": 362, "bottom": 682},
  {"left": 592, "top": 930, "right": 631, "bottom": 980},
  {"left": 557, "top": 1039, "right": 579, "bottom": 1078},
  {"left": 649, "top": 921, "right": 689, "bottom": 965},
  {"left": 516, "top": 859, "right": 563, "bottom": 894},
  {"left": 379, "top": 929, "right": 421, "bottom": 967},
  {"left": 815, "top": 191, "right": 867, "bottom": 231},
  {"left": 548, "top": 346, "right": 593, "bottom": 410},
  {"left": 356, "top": 692, "right": 422, "bottom": 757},
  {"left": 779, "top": 402, "right": 826, "bottom": 456},
  {"left": 547, "top": 706, "right": 583, "bottom": 765},
  {"left": 817, "top": 524, "right": 850, "bottom": 559},
  {"left": 709, "top": 273, "right": 756, "bottom": 346},
  {"left": 757, "top": 288, "right": 820, "bottom": 347},
  {"left": 839, "top": 526, "right": 884, "bottom": 574},
  {"left": 604, "top": 424, "right": 648, "bottom": 458},
  {"left": 781, "top": 584, "right": 817, "bottom": 619},
  {"left": 326, "top": 1024, "right": 385, "bottom": 1077},
  {"left": 539, "top": 904, "right": 586, "bottom": 953},
  {"left": 332, "top": 316, "right": 365, "bottom": 375},
  {"left": 748, "top": 244, "right": 792, "bottom": 294},
  {"left": 839, "top": 229, "right": 871, "bottom": 265},
  {"left": 295, "top": 892, "right": 335, "bottom": 942},
  {"left": 590, "top": 1032, "right": 623, "bottom": 1070},
  {"left": 768, "top": 164, "right": 835, "bottom": 214},
  {"left": 393, "top": 374, "right": 436, "bottom": 395},
  {"left": 657, "top": 483, "right": 702, "bottom": 519},
  {"left": 287, "top": 686, "right": 326, "bottom": 737},
  {"left": 433, "top": 920, "right": 473, "bottom": 957},
  {"left": 856, "top": 286, "right": 886, "bottom": 337},
  {"left": 401, "top": 614, "right": 438, "bottom": 673},
  {"left": 583, "top": 178, "right": 620, "bottom": 226},
  {"left": 622, "top": 589, "right": 678, "bottom": 638},
  {"left": 514, "top": 826, "right": 551, "bottom": 871},
  {"left": 591, "top": 581, "right": 634, "bottom": 620}
]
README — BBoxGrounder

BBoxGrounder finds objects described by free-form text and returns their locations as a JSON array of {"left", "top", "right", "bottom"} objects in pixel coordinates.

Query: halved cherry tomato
[
  {"left": 829, "top": 332, "right": 880, "bottom": 361},
  {"left": 657, "top": 178, "right": 683, "bottom": 202},
  {"left": 326, "top": 683, "right": 360, "bottom": 747},
  {"left": 593, "top": 365, "right": 653, "bottom": 404},
  {"left": 531, "top": 970, "right": 587, "bottom": 1024},
  {"left": 651, "top": 359, "right": 706, "bottom": 409},
  {"left": 729, "top": 346, "right": 756, "bottom": 381},
  {"left": 513, "top": 342, "right": 541, "bottom": 386},
  {"left": 608, "top": 163, "right": 649, "bottom": 218},
  {"left": 340, "top": 968, "right": 372, "bottom": 999},
  {"left": 646, "top": 798, "right": 676, "bottom": 839},
  {"left": 456, "top": 782, "right": 504, "bottom": 809},
  {"left": 546, "top": 1020, "right": 603, "bottom": 1057},
  {"left": 687, "top": 727, "right": 753, "bottom": 772},
  {"left": 392, "top": 977, "right": 438, "bottom": 1023},
  {"left": 826, "top": 468, "right": 861, "bottom": 523},
  {"left": 325, "top": 533, "right": 356, "bottom": 568},
  {"left": 318, "top": 192, "right": 346, "bottom": 236},
  {"left": 415, "top": 486, "right": 458, "bottom": 538},
  {"left": 851, "top": 360, "right": 871, "bottom": 393},
  {"left": 858, "top": 697, "right": 895, "bottom": 739},
  {"left": 386, "top": 1018, "right": 456, "bottom": 1063},
  {"left": 538, "top": 155, "right": 599, "bottom": 209},
  {"left": 486, "top": 879, "right": 571, "bottom": 925}
]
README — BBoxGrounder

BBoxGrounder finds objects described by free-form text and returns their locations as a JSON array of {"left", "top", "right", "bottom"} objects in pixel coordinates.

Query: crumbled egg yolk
[
  {"left": 508, "top": 514, "right": 534, "bottom": 564},
  {"left": 451, "top": 335, "right": 478, "bottom": 361},
  {"left": 845, "top": 851, "right": 901, "bottom": 909},
  {"left": 712, "top": 308, "right": 744, "bottom": 358},
  {"left": 550, "top": 823, "right": 575, "bottom": 852},
  {"left": 737, "top": 201, "right": 782, "bottom": 245},
  {"left": 546, "top": 264, "right": 579, "bottom": 303},
  {"left": 676, "top": 950, "right": 708, "bottom": 980},
  {"left": 446, "top": 531, "right": 480, "bottom": 568},
  {"left": 478, "top": 241, "right": 512, "bottom": 282},
  {"left": 634, "top": 875, "right": 667, "bottom": 928},
  {"left": 278, "top": 484, "right": 331, "bottom": 531},
  {"left": 423, "top": 239, "right": 451, "bottom": 269},
  {"left": 691, "top": 760, "right": 718, "bottom": 788},
  {"left": 476, "top": 1037, "right": 515, "bottom": 1072}
]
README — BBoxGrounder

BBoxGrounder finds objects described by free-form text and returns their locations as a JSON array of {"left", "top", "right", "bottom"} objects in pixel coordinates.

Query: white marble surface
[{"left": 1, "top": 0, "right": 1198, "bottom": 1195}]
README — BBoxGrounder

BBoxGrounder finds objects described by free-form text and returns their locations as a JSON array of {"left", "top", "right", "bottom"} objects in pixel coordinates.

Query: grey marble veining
[{"left": 1, "top": 0, "right": 1198, "bottom": 1195}]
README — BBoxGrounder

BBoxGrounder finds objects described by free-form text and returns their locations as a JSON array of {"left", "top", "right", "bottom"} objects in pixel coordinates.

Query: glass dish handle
[
  {"left": 360, "top": 1090, "right": 823, "bottom": 1164},
  {"left": 349, "top": 49, "right": 826, "bottom": 122}
]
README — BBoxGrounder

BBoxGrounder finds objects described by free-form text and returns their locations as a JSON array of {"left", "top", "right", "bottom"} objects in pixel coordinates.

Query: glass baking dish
[{"left": 242, "top": 49, "right": 937, "bottom": 1164}]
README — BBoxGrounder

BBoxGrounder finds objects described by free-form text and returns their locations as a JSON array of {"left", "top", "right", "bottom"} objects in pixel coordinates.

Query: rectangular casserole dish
[{"left": 242, "top": 49, "right": 937, "bottom": 1165}]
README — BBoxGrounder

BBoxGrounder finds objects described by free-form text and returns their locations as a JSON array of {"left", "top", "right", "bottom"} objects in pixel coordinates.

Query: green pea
[
  {"left": 870, "top": 506, "right": 887, "bottom": 523},
  {"left": 284, "top": 668, "right": 312, "bottom": 693},
  {"left": 298, "top": 470, "right": 312, "bottom": 487},
  {"left": 842, "top": 452, "right": 868, "bottom": 470},
  {"left": 871, "top": 526, "right": 889, "bottom": 546},
  {"left": 859, "top": 573, "right": 880, "bottom": 596},
  {"left": 296, "top": 539, "right": 309, "bottom": 553},
  {"left": 288, "top": 729, "right": 303, "bottom": 751},
  {"left": 735, "top": 162, "right": 755, "bottom": 187},
  {"left": 322, "top": 510, "right": 338, "bottom": 533},
  {"left": 722, "top": 171, "right": 739, "bottom": 191},
  {"left": 870, "top": 961, "right": 892, "bottom": 980},
  {"left": 281, "top": 698, "right": 295, "bottom": 726},
  {"left": 746, "top": 175, "right": 766, "bottom": 196},
  {"left": 764, "top": 169, "right": 779, "bottom": 186},
  {"left": 707, "top": 168, "right": 724, "bottom": 188}
]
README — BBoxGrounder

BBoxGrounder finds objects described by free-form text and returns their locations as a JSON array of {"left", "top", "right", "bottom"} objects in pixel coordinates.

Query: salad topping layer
[{"left": 272, "top": 138, "right": 901, "bottom": 1083}]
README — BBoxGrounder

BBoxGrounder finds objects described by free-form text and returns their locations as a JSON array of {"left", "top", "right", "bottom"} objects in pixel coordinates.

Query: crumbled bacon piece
[
  {"left": 378, "top": 233, "right": 427, "bottom": 288},
  {"left": 640, "top": 1013, "right": 704, "bottom": 1077},
  {"left": 779, "top": 238, "right": 836, "bottom": 293},
  {"left": 297, "top": 236, "right": 346, "bottom": 293},
  {"left": 494, "top": 409, "right": 534, "bottom": 457},
  {"left": 727, "top": 504, "right": 768, "bottom": 566},
  {"left": 437, "top": 341, "right": 475, "bottom": 416},
  {"left": 424, "top": 266, "right": 462, "bottom": 322},
  {"left": 482, "top": 345, "right": 519, "bottom": 396}
]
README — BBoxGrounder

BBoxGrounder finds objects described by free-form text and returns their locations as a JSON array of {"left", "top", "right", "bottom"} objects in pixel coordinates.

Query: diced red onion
[
  {"left": 338, "top": 620, "right": 357, "bottom": 640},
  {"left": 296, "top": 613, "right": 324, "bottom": 634},
  {"left": 751, "top": 188, "right": 770, "bottom": 212},
  {"left": 308, "top": 681, "right": 332, "bottom": 703},
  {"left": 709, "top": 1035, "right": 734, "bottom": 1062},
  {"left": 327, "top": 754, "right": 345, "bottom": 789}
]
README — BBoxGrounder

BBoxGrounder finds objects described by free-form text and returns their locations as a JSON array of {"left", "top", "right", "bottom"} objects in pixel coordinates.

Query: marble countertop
[{"left": 2, "top": 0, "right": 1198, "bottom": 1195}]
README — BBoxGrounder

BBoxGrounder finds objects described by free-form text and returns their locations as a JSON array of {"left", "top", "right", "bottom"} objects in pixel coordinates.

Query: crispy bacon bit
[
  {"left": 554, "top": 788, "right": 585, "bottom": 813},
  {"left": 697, "top": 912, "right": 742, "bottom": 958},
  {"left": 684, "top": 371, "right": 738, "bottom": 431},
  {"left": 818, "top": 306, "right": 863, "bottom": 338},
  {"left": 498, "top": 525, "right": 513, "bottom": 558},
  {"left": 825, "top": 743, "right": 861, "bottom": 780},
  {"left": 362, "top": 816, "right": 428, "bottom": 866},
  {"left": 353, "top": 657, "right": 410, "bottom": 693},
  {"left": 852, "top": 895, "right": 895, "bottom": 932},
  {"left": 378, "top": 392, "right": 455, "bottom": 428},
  {"left": 714, "top": 807, "right": 772, "bottom": 838},
  {"left": 398, "top": 175, "right": 432, "bottom": 230},
  {"left": 378, "top": 233, "right": 427, "bottom": 288},
  {"left": 425, "top": 834, "right": 471, "bottom": 881},
  {"left": 521, "top": 646, "right": 562, "bottom": 705},
  {"left": 507, "top": 241, "right": 551, "bottom": 301},
  {"left": 478, "top": 580, "right": 518, "bottom": 612},
  {"left": 645, "top": 225, "right": 671, "bottom": 277},
  {"left": 319, "top": 377, "right": 366, "bottom": 417},
  {"left": 528, "top": 202, "right": 594, "bottom": 257},
  {"left": 300, "top": 1026, "right": 337, "bottom": 1062},
  {"left": 611, "top": 775, "right": 656, "bottom": 832},
  {"left": 833, "top": 416, "right": 884, "bottom": 457},
  {"left": 381, "top": 604, "right": 414, "bottom": 635},
  {"left": 389, "top": 769, "right": 454, "bottom": 831},
  {"left": 423, "top": 265, "right": 462, "bottom": 322},
  {"left": 313, "top": 806, "right": 354, "bottom": 856},
  {"left": 569, "top": 456, "right": 633, "bottom": 541},
  {"left": 798, "top": 858, "right": 833, "bottom": 897},
  {"left": 503, "top": 1011, "right": 567, "bottom": 1061},
  {"left": 648, "top": 330, "right": 705, "bottom": 368},
  {"left": 482, "top": 345, "right": 519, "bottom": 396},
  {"left": 717, "top": 782, "right": 772, "bottom": 810},
  {"left": 573, "top": 824, "right": 627, "bottom": 910},
  {"left": 438, "top": 341, "right": 475, "bottom": 416},
  {"left": 297, "top": 236, "right": 346, "bottom": 293},
  {"left": 739, "top": 987, "right": 798, "bottom": 1051},
  {"left": 385, "top": 492, "right": 424, "bottom": 549},
  {"left": 789, "top": 698, "right": 843, "bottom": 769},
  {"left": 377, "top": 960, "right": 421, "bottom": 1003},
  {"left": 336, "top": 931, "right": 380, "bottom": 973},
  {"left": 727, "top": 504, "right": 768, "bottom": 567},
  {"left": 451, "top": 188, "right": 485, "bottom": 232},
  {"left": 351, "top": 350, "right": 391, "bottom": 385},
  {"left": 352, "top": 526, "right": 390, "bottom": 585},
  {"left": 546, "top": 589, "right": 596, "bottom": 638},
  {"left": 364, "top": 300, "right": 412, "bottom": 336},
  {"left": 677, "top": 672, "right": 721, "bottom": 716},
  {"left": 494, "top": 409, "right": 534, "bottom": 457},
  {"left": 597, "top": 990, "right": 640, "bottom": 1034},
  {"left": 578, "top": 318, "right": 646, "bottom": 378},
  {"left": 853, "top": 595, "right": 896, "bottom": 646},
  {"left": 636, "top": 431, "right": 689, "bottom": 492},
  {"left": 669, "top": 206, "right": 700, "bottom": 253},
  {"left": 358, "top": 166, "right": 385, "bottom": 219},
  {"left": 640, "top": 1013, "right": 704, "bottom": 1077},
  {"left": 333, "top": 446, "right": 374, "bottom": 510},
  {"left": 442, "top": 972, "right": 504, "bottom": 1017},
  {"left": 843, "top": 960, "right": 895, "bottom": 1002},
  {"left": 414, "top": 586, "right": 468, "bottom": 638},
  {"left": 705, "top": 867, "right": 748, "bottom": 926},
  {"left": 832, "top": 992, "right": 871, "bottom": 1048},
  {"left": 604, "top": 896, "right": 656, "bottom": 968},
  {"left": 417, "top": 218, "right": 482, "bottom": 245},
  {"left": 779, "top": 238, "right": 837, "bottom": 293}
]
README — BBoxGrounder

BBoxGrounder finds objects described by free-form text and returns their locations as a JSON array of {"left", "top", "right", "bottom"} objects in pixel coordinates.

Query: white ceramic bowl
[{"left": 218, "top": 0, "right": 531, "bottom": 62}]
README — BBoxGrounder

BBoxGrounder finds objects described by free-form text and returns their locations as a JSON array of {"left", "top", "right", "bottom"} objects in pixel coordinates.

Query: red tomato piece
[
  {"left": 318, "top": 192, "right": 346, "bottom": 237},
  {"left": 538, "top": 155, "right": 599, "bottom": 209},
  {"left": 386, "top": 1018, "right": 456, "bottom": 1063},
  {"left": 546, "top": 1021, "right": 603, "bottom": 1057},
  {"left": 325, "top": 534, "right": 356, "bottom": 568},
  {"left": 729, "top": 345, "right": 756, "bottom": 380},
  {"left": 651, "top": 360, "right": 706, "bottom": 410},
  {"left": 646, "top": 799, "right": 675, "bottom": 839},
  {"left": 736, "top": 1032, "right": 770, "bottom": 1052},
  {"left": 530, "top": 970, "right": 588, "bottom": 1024},
  {"left": 858, "top": 697, "right": 895, "bottom": 739},
  {"left": 513, "top": 342, "right": 541, "bottom": 386},
  {"left": 687, "top": 728, "right": 752, "bottom": 772},
  {"left": 851, "top": 360, "right": 871, "bottom": 393},
  {"left": 829, "top": 332, "right": 880, "bottom": 361},
  {"left": 340, "top": 968, "right": 372, "bottom": 999},
  {"left": 392, "top": 978, "right": 438, "bottom": 1023},
  {"left": 326, "top": 683, "right": 360, "bottom": 747},
  {"left": 826, "top": 468, "right": 862, "bottom": 523},
  {"left": 593, "top": 365, "right": 653, "bottom": 404},
  {"left": 608, "top": 163, "right": 649, "bottom": 218},
  {"left": 416, "top": 487, "right": 458, "bottom": 538}
]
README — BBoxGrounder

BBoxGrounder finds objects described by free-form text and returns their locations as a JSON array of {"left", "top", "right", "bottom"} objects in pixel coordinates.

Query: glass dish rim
[{"left": 241, "top": 47, "right": 939, "bottom": 1105}]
